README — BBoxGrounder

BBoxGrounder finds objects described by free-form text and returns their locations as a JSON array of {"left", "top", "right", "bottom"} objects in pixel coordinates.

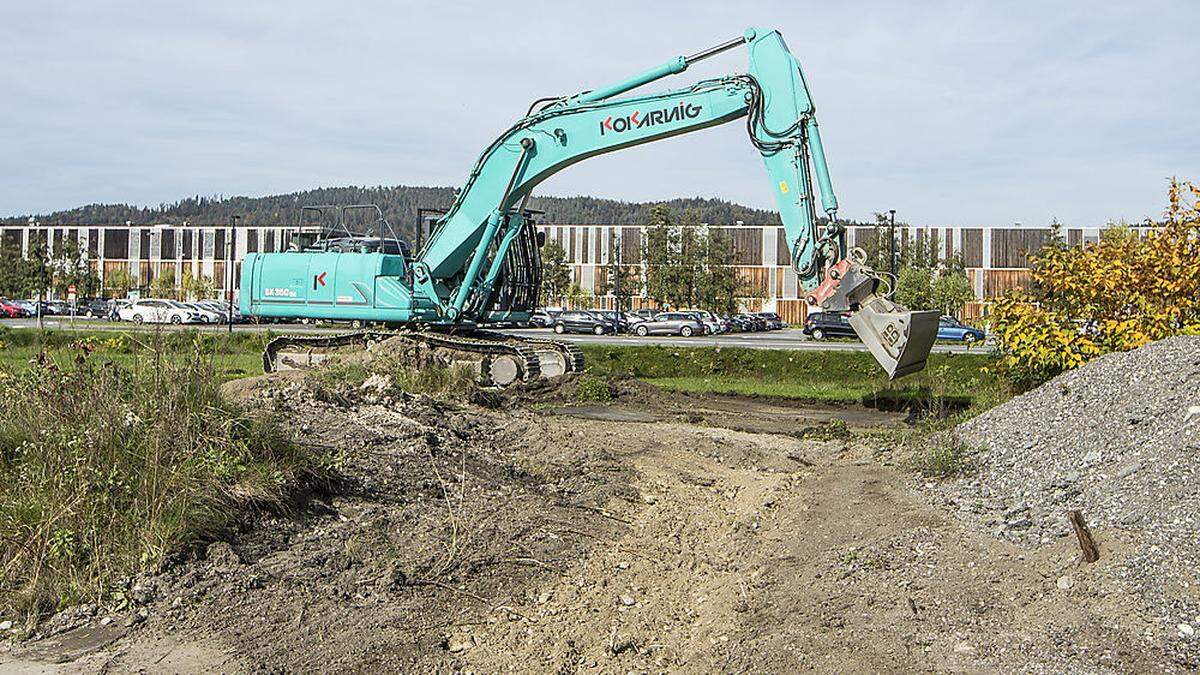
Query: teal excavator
[{"left": 241, "top": 27, "right": 939, "bottom": 384}]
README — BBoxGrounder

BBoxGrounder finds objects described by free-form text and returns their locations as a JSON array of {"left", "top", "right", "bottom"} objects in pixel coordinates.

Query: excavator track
[{"left": 261, "top": 328, "right": 583, "bottom": 387}]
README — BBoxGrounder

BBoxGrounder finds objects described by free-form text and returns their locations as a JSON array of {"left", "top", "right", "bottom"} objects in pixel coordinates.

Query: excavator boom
[{"left": 242, "top": 27, "right": 938, "bottom": 379}]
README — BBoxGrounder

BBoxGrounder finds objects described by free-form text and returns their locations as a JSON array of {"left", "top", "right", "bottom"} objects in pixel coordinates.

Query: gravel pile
[{"left": 924, "top": 335, "right": 1200, "bottom": 654}]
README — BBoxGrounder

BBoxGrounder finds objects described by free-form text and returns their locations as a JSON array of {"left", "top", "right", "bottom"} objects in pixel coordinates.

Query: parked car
[
  {"left": 937, "top": 315, "right": 985, "bottom": 343},
  {"left": 81, "top": 298, "right": 111, "bottom": 318},
  {"left": 183, "top": 302, "right": 225, "bottom": 324},
  {"left": 594, "top": 310, "right": 637, "bottom": 333},
  {"left": 632, "top": 308, "right": 659, "bottom": 321},
  {"left": 552, "top": 310, "right": 616, "bottom": 335},
  {"left": 754, "top": 311, "right": 786, "bottom": 330},
  {"left": 198, "top": 300, "right": 243, "bottom": 323},
  {"left": 16, "top": 300, "right": 38, "bottom": 317},
  {"left": 117, "top": 299, "right": 203, "bottom": 324},
  {"left": 732, "top": 313, "right": 768, "bottom": 332},
  {"left": 632, "top": 311, "right": 705, "bottom": 337},
  {"left": 108, "top": 299, "right": 131, "bottom": 321},
  {"left": 803, "top": 311, "right": 857, "bottom": 340},
  {"left": 690, "top": 310, "right": 730, "bottom": 335},
  {"left": 528, "top": 309, "right": 560, "bottom": 328},
  {"left": 0, "top": 299, "right": 25, "bottom": 318},
  {"left": 46, "top": 300, "right": 70, "bottom": 316}
]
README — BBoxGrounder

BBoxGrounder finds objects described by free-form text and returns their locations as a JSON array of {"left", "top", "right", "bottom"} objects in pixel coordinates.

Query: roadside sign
[{"left": 67, "top": 284, "right": 77, "bottom": 302}]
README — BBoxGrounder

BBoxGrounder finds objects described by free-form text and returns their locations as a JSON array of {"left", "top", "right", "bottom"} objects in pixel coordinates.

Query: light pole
[
  {"left": 888, "top": 209, "right": 897, "bottom": 280},
  {"left": 614, "top": 230, "right": 622, "bottom": 314},
  {"left": 227, "top": 215, "right": 240, "bottom": 333}
]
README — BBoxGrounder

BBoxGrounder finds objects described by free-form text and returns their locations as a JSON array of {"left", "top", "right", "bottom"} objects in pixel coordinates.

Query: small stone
[
  {"left": 1179, "top": 623, "right": 1196, "bottom": 638},
  {"left": 953, "top": 641, "right": 976, "bottom": 654},
  {"left": 100, "top": 617, "right": 113, "bottom": 626},
  {"left": 1119, "top": 511, "right": 1144, "bottom": 526},
  {"left": 619, "top": 594, "right": 636, "bottom": 607},
  {"left": 123, "top": 611, "right": 146, "bottom": 627},
  {"left": 1082, "top": 450, "right": 1102, "bottom": 465},
  {"left": 616, "top": 561, "right": 630, "bottom": 570},
  {"left": 1004, "top": 504, "right": 1030, "bottom": 518},
  {"left": 1116, "top": 462, "right": 1143, "bottom": 479},
  {"left": 641, "top": 494, "right": 657, "bottom": 505},
  {"left": 446, "top": 634, "right": 474, "bottom": 653},
  {"left": 1056, "top": 576, "right": 1074, "bottom": 590},
  {"left": 0, "top": 620, "right": 12, "bottom": 630},
  {"left": 537, "top": 591, "right": 553, "bottom": 605},
  {"left": 205, "top": 541, "right": 241, "bottom": 566}
]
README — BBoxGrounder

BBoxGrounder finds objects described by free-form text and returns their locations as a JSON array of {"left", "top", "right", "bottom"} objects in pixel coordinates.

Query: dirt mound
[
  {"left": 12, "top": 370, "right": 637, "bottom": 672},
  {"left": 925, "top": 335, "right": 1200, "bottom": 660},
  {"left": 506, "top": 372, "right": 670, "bottom": 408}
]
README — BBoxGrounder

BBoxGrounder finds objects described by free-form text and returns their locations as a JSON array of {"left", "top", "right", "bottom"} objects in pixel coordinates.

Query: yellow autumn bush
[{"left": 990, "top": 179, "right": 1200, "bottom": 388}]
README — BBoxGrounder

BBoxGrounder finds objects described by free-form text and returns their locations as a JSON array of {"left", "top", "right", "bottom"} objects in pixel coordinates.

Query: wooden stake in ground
[{"left": 1068, "top": 510, "right": 1099, "bottom": 563}]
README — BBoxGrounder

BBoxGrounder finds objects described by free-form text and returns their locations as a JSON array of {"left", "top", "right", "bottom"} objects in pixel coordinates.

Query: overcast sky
[{"left": 2, "top": 1, "right": 1196, "bottom": 226}]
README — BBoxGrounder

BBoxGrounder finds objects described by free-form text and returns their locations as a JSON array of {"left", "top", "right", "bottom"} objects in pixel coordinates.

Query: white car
[
  {"left": 685, "top": 310, "right": 724, "bottom": 335},
  {"left": 184, "top": 302, "right": 224, "bottom": 324},
  {"left": 198, "top": 300, "right": 242, "bottom": 324},
  {"left": 117, "top": 299, "right": 203, "bottom": 325}
]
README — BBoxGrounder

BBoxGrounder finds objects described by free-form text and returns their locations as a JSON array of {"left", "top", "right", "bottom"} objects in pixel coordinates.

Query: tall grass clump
[{"left": 0, "top": 340, "right": 319, "bottom": 620}]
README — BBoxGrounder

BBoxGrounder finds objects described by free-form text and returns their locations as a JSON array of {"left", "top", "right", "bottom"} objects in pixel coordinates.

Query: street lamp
[
  {"left": 888, "top": 209, "right": 897, "bottom": 280},
  {"left": 227, "top": 215, "right": 240, "bottom": 333},
  {"left": 614, "top": 230, "right": 622, "bottom": 314}
]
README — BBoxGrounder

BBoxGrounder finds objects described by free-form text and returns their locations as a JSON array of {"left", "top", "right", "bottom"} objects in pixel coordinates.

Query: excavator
[{"left": 240, "top": 27, "right": 939, "bottom": 384}]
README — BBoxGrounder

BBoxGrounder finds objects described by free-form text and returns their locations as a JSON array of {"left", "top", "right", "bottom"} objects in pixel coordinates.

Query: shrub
[
  {"left": 990, "top": 180, "right": 1200, "bottom": 388},
  {"left": 576, "top": 374, "right": 613, "bottom": 403},
  {"left": 908, "top": 436, "right": 974, "bottom": 478},
  {"left": 0, "top": 341, "right": 321, "bottom": 619}
]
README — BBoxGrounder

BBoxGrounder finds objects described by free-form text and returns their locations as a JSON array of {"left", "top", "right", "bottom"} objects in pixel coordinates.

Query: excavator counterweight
[{"left": 240, "top": 27, "right": 938, "bottom": 382}]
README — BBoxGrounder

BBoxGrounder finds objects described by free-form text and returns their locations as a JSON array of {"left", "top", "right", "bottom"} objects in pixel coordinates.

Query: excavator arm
[{"left": 416, "top": 27, "right": 938, "bottom": 378}]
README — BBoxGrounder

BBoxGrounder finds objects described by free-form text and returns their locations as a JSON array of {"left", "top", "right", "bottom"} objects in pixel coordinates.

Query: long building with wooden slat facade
[{"left": 1, "top": 222, "right": 1146, "bottom": 325}]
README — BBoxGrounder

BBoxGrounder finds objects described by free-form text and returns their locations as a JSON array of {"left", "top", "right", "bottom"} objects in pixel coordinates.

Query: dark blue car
[{"left": 937, "top": 315, "right": 985, "bottom": 343}]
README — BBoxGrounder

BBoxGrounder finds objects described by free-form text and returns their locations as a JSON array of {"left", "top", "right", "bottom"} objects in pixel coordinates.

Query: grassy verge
[
  {"left": 0, "top": 338, "right": 327, "bottom": 622},
  {"left": 0, "top": 326, "right": 266, "bottom": 382},
  {"left": 580, "top": 344, "right": 1007, "bottom": 412}
]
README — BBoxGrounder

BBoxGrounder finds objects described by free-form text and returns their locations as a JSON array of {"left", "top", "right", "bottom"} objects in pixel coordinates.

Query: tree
[
  {"left": 0, "top": 242, "right": 32, "bottom": 297},
  {"left": 642, "top": 204, "right": 678, "bottom": 307},
  {"left": 104, "top": 266, "right": 136, "bottom": 298},
  {"left": 24, "top": 240, "right": 53, "bottom": 327},
  {"left": 894, "top": 266, "right": 935, "bottom": 310},
  {"left": 51, "top": 237, "right": 100, "bottom": 298},
  {"left": 695, "top": 229, "right": 742, "bottom": 315},
  {"left": 149, "top": 271, "right": 176, "bottom": 299},
  {"left": 539, "top": 239, "right": 570, "bottom": 307},
  {"left": 598, "top": 231, "right": 641, "bottom": 312},
  {"left": 931, "top": 269, "right": 974, "bottom": 316},
  {"left": 189, "top": 274, "right": 217, "bottom": 300},
  {"left": 565, "top": 282, "right": 592, "bottom": 309}
]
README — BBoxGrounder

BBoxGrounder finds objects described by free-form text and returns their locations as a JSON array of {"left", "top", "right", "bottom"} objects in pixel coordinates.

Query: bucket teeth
[{"left": 848, "top": 296, "right": 940, "bottom": 379}]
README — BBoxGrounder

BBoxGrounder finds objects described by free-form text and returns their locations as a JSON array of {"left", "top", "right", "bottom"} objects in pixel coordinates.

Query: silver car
[{"left": 632, "top": 311, "right": 705, "bottom": 337}]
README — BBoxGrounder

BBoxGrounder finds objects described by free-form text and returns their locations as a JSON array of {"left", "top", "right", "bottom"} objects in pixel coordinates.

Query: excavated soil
[{"left": 4, "top": 366, "right": 1193, "bottom": 672}]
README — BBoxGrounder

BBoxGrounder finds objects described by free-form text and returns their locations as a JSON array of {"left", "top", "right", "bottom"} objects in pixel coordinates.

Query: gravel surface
[{"left": 924, "top": 335, "right": 1200, "bottom": 664}]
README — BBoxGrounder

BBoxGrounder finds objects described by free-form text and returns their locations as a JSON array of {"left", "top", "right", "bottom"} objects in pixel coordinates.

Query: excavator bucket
[{"left": 848, "top": 295, "right": 940, "bottom": 379}]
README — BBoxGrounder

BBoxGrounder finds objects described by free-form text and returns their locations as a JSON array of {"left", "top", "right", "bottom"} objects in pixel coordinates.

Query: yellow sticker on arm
[{"left": 779, "top": 181, "right": 789, "bottom": 194}]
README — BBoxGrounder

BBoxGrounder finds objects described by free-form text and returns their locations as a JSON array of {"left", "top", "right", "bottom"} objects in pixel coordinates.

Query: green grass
[
  {"left": 580, "top": 344, "right": 1007, "bottom": 411},
  {"left": 0, "top": 327, "right": 266, "bottom": 383},
  {"left": 0, "top": 339, "right": 328, "bottom": 622}
]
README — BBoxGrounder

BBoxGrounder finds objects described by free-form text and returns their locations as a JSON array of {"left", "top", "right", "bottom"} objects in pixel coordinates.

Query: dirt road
[{"left": 4, "top": 378, "right": 1182, "bottom": 672}]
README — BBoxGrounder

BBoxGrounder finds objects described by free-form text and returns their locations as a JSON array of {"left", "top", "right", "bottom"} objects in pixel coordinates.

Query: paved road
[
  {"left": 501, "top": 328, "right": 989, "bottom": 354},
  {"left": 2, "top": 317, "right": 992, "bottom": 354}
]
